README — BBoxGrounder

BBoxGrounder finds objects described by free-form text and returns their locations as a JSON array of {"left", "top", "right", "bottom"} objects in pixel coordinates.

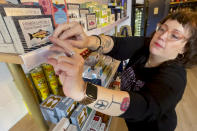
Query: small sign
[{"left": 154, "top": 7, "right": 159, "bottom": 15}]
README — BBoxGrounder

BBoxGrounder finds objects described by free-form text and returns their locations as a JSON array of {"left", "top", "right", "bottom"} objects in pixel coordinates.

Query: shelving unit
[
  {"left": 0, "top": 15, "right": 126, "bottom": 130},
  {"left": 0, "top": 16, "right": 128, "bottom": 71}
]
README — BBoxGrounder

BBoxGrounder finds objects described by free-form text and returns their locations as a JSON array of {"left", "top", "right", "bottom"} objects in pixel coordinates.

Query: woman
[{"left": 47, "top": 11, "right": 197, "bottom": 131}]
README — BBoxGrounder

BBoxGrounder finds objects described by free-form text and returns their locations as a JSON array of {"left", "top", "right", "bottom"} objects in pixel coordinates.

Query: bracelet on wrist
[{"left": 91, "top": 35, "right": 102, "bottom": 52}]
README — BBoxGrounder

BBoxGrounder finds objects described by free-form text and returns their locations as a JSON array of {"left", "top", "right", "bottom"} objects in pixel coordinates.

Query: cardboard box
[
  {"left": 52, "top": 117, "right": 70, "bottom": 131},
  {"left": 40, "top": 95, "right": 62, "bottom": 123},
  {"left": 70, "top": 104, "right": 89, "bottom": 131}
]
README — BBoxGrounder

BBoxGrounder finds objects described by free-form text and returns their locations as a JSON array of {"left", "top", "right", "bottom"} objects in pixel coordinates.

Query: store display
[
  {"left": 70, "top": 104, "right": 89, "bottom": 131},
  {"left": 30, "top": 66, "right": 50, "bottom": 101},
  {"left": 42, "top": 63, "right": 60, "bottom": 95},
  {"left": 134, "top": 8, "right": 143, "bottom": 36},
  {"left": 0, "top": 1, "right": 128, "bottom": 130},
  {"left": 169, "top": 0, "right": 197, "bottom": 13}
]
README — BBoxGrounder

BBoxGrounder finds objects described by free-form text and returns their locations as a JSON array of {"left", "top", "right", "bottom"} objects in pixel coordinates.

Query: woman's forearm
[
  {"left": 87, "top": 35, "right": 114, "bottom": 54},
  {"left": 87, "top": 85, "right": 130, "bottom": 116}
]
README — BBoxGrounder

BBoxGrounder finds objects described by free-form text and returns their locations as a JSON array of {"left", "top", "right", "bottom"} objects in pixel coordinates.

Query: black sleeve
[
  {"left": 105, "top": 36, "right": 145, "bottom": 61},
  {"left": 120, "top": 65, "right": 186, "bottom": 121}
]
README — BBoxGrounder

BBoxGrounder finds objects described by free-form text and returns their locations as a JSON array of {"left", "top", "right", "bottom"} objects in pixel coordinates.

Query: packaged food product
[
  {"left": 42, "top": 63, "right": 59, "bottom": 95},
  {"left": 30, "top": 66, "right": 50, "bottom": 101}
]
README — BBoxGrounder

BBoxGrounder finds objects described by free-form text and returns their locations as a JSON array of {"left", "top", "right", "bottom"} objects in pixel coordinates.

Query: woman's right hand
[{"left": 52, "top": 22, "right": 89, "bottom": 49}]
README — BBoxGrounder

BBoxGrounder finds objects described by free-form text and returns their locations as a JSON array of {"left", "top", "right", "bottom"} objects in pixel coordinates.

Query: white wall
[{"left": 0, "top": 63, "right": 27, "bottom": 131}]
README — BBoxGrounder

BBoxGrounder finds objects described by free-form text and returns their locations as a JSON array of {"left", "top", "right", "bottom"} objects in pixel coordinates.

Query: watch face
[{"left": 86, "top": 82, "right": 97, "bottom": 100}]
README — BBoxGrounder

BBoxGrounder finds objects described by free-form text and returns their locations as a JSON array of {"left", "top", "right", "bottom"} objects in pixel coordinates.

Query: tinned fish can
[
  {"left": 30, "top": 67, "right": 50, "bottom": 101},
  {"left": 42, "top": 63, "right": 59, "bottom": 95},
  {"left": 26, "top": 73, "right": 40, "bottom": 104}
]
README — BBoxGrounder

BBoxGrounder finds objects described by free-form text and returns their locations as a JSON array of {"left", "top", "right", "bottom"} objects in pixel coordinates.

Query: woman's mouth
[{"left": 154, "top": 42, "right": 163, "bottom": 48}]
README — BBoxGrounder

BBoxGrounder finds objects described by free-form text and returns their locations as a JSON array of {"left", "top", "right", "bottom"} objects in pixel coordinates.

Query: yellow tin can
[
  {"left": 26, "top": 73, "right": 40, "bottom": 103},
  {"left": 30, "top": 67, "right": 50, "bottom": 101},
  {"left": 42, "top": 63, "right": 59, "bottom": 95}
]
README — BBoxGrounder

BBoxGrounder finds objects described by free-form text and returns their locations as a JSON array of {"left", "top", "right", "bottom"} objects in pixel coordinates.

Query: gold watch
[{"left": 78, "top": 82, "right": 98, "bottom": 105}]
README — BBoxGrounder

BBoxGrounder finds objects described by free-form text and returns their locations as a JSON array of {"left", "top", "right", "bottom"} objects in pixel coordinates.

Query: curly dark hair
[{"left": 159, "top": 11, "right": 197, "bottom": 68}]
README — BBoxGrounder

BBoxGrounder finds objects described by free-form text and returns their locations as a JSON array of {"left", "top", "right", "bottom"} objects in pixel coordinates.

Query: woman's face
[{"left": 149, "top": 19, "right": 190, "bottom": 61}]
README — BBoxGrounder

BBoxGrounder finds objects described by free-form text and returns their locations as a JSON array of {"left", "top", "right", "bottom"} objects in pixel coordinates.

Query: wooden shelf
[
  {"left": 170, "top": 0, "right": 197, "bottom": 5},
  {"left": 86, "top": 16, "right": 129, "bottom": 36},
  {"left": 0, "top": 52, "right": 23, "bottom": 64}
]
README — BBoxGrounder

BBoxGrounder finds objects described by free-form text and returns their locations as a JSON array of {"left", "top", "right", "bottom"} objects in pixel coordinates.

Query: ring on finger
[{"left": 69, "top": 51, "right": 75, "bottom": 57}]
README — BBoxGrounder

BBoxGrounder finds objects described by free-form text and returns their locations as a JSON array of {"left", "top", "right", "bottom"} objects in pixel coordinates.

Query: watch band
[
  {"left": 91, "top": 35, "right": 102, "bottom": 52},
  {"left": 78, "top": 82, "right": 98, "bottom": 105}
]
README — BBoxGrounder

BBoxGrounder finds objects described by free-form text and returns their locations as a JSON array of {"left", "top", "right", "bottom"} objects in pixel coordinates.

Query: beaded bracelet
[{"left": 91, "top": 35, "right": 102, "bottom": 52}]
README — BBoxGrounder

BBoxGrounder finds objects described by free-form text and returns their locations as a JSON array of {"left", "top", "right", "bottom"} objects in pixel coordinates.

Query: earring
[{"left": 177, "top": 53, "right": 184, "bottom": 60}]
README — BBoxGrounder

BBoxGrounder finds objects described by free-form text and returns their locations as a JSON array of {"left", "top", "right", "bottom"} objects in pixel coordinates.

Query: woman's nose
[{"left": 158, "top": 31, "right": 168, "bottom": 41}]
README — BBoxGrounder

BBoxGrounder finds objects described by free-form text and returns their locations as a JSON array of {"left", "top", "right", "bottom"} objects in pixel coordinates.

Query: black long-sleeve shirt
[{"left": 106, "top": 36, "right": 186, "bottom": 131}]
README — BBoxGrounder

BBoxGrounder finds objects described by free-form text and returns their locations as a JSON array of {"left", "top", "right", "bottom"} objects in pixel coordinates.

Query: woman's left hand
[{"left": 47, "top": 36, "right": 85, "bottom": 101}]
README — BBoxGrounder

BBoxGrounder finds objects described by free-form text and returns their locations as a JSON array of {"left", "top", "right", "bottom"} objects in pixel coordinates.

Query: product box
[
  {"left": 67, "top": 3, "right": 80, "bottom": 10},
  {"left": 20, "top": 0, "right": 39, "bottom": 6},
  {"left": 99, "top": 123, "right": 106, "bottom": 131},
  {"left": 38, "top": 0, "right": 52, "bottom": 15},
  {"left": 79, "top": 8, "right": 89, "bottom": 17},
  {"left": 55, "top": 97, "right": 70, "bottom": 120},
  {"left": 70, "top": 104, "right": 89, "bottom": 131},
  {"left": 86, "top": 13, "right": 97, "bottom": 31},
  {"left": 40, "top": 95, "right": 62, "bottom": 123},
  {"left": 66, "top": 124, "right": 78, "bottom": 131},
  {"left": 101, "top": 64, "right": 112, "bottom": 86},
  {"left": 55, "top": 97, "right": 78, "bottom": 120},
  {"left": 69, "top": 17, "right": 87, "bottom": 32},
  {"left": 52, "top": 117, "right": 70, "bottom": 131},
  {"left": 68, "top": 9, "right": 80, "bottom": 19},
  {"left": 88, "top": 116, "right": 102, "bottom": 131},
  {"left": 3, "top": 15, "right": 54, "bottom": 54},
  {"left": 50, "top": 0, "right": 69, "bottom": 26}
]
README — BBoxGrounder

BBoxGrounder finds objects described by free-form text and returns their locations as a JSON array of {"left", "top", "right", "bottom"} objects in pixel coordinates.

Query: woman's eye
[
  {"left": 171, "top": 34, "right": 179, "bottom": 40},
  {"left": 159, "top": 27, "right": 165, "bottom": 32}
]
